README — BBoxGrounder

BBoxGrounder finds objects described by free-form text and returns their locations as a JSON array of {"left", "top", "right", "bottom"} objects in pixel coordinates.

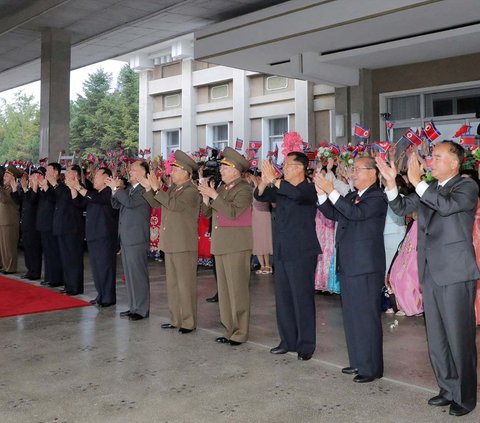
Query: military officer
[
  {"left": 140, "top": 150, "right": 201, "bottom": 333},
  {"left": 198, "top": 147, "right": 253, "bottom": 345}
]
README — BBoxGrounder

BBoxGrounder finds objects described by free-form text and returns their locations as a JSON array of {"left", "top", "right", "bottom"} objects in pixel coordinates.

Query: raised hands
[
  {"left": 375, "top": 156, "right": 397, "bottom": 190},
  {"left": 313, "top": 172, "right": 334, "bottom": 195},
  {"left": 197, "top": 178, "right": 218, "bottom": 204}
]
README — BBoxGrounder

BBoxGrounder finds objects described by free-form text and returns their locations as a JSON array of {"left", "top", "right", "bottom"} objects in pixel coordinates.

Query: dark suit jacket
[
  {"left": 255, "top": 179, "right": 320, "bottom": 261},
  {"left": 52, "top": 182, "right": 85, "bottom": 236},
  {"left": 111, "top": 184, "right": 150, "bottom": 247},
  {"left": 75, "top": 187, "right": 118, "bottom": 242},
  {"left": 318, "top": 183, "right": 388, "bottom": 277},
  {"left": 35, "top": 186, "right": 56, "bottom": 232},
  {"left": 11, "top": 189, "right": 38, "bottom": 231},
  {"left": 389, "top": 175, "right": 480, "bottom": 285}
]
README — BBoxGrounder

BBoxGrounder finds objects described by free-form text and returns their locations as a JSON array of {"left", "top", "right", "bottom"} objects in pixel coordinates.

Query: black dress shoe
[
  {"left": 353, "top": 375, "right": 376, "bottom": 383},
  {"left": 161, "top": 323, "right": 176, "bottom": 329},
  {"left": 129, "top": 313, "right": 145, "bottom": 321},
  {"left": 270, "top": 346, "right": 288, "bottom": 354},
  {"left": 119, "top": 310, "right": 131, "bottom": 317},
  {"left": 216, "top": 336, "right": 229, "bottom": 343},
  {"left": 229, "top": 340, "right": 242, "bottom": 346},
  {"left": 298, "top": 352, "right": 313, "bottom": 361},
  {"left": 179, "top": 328, "right": 193, "bottom": 334},
  {"left": 89, "top": 299, "right": 98, "bottom": 305},
  {"left": 342, "top": 367, "right": 358, "bottom": 375},
  {"left": 22, "top": 273, "right": 32, "bottom": 279},
  {"left": 428, "top": 395, "right": 451, "bottom": 407},
  {"left": 40, "top": 280, "right": 48, "bottom": 286},
  {"left": 48, "top": 283, "right": 63, "bottom": 287},
  {"left": 206, "top": 293, "right": 218, "bottom": 303},
  {"left": 99, "top": 302, "right": 116, "bottom": 308},
  {"left": 2, "top": 270, "right": 15, "bottom": 275},
  {"left": 59, "top": 289, "right": 67, "bottom": 294},
  {"left": 449, "top": 402, "right": 471, "bottom": 417}
]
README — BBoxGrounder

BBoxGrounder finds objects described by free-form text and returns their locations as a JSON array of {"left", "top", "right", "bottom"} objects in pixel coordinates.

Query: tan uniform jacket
[
  {"left": 0, "top": 186, "right": 19, "bottom": 226},
  {"left": 143, "top": 180, "right": 201, "bottom": 253},
  {"left": 201, "top": 178, "right": 253, "bottom": 255}
]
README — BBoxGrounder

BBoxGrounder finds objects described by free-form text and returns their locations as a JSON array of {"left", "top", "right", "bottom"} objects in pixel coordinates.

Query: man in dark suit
[
  {"left": 68, "top": 167, "right": 118, "bottom": 307},
  {"left": 47, "top": 163, "right": 85, "bottom": 296},
  {"left": 255, "top": 152, "right": 320, "bottom": 361},
  {"left": 316, "top": 156, "right": 387, "bottom": 382},
  {"left": 11, "top": 169, "right": 43, "bottom": 280},
  {"left": 35, "top": 164, "right": 64, "bottom": 287},
  {"left": 108, "top": 161, "right": 151, "bottom": 321},
  {"left": 376, "top": 141, "right": 479, "bottom": 417}
]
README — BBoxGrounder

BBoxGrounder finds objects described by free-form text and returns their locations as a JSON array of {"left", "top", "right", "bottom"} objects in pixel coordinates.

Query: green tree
[
  {"left": 0, "top": 92, "right": 40, "bottom": 163},
  {"left": 69, "top": 65, "right": 139, "bottom": 157}
]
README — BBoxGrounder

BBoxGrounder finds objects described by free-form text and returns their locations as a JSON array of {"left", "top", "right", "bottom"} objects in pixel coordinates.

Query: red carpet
[{"left": 0, "top": 276, "right": 91, "bottom": 318}]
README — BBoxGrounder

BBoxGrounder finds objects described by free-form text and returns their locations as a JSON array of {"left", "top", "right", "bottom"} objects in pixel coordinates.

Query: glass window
[
  {"left": 210, "top": 84, "right": 228, "bottom": 100},
  {"left": 425, "top": 87, "right": 480, "bottom": 117},
  {"left": 266, "top": 76, "right": 288, "bottom": 91},
  {"left": 166, "top": 130, "right": 180, "bottom": 155},
  {"left": 164, "top": 93, "right": 180, "bottom": 108},
  {"left": 387, "top": 95, "right": 421, "bottom": 120},
  {"left": 268, "top": 117, "right": 288, "bottom": 154},
  {"left": 211, "top": 124, "right": 229, "bottom": 151}
]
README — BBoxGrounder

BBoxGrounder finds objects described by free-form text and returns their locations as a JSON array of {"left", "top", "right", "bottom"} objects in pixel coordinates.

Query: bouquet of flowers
[
  {"left": 316, "top": 142, "right": 339, "bottom": 166},
  {"left": 281, "top": 131, "right": 304, "bottom": 156}
]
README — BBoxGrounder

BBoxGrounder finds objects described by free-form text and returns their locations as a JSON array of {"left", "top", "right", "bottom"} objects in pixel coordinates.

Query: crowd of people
[{"left": 1, "top": 139, "right": 480, "bottom": 417}]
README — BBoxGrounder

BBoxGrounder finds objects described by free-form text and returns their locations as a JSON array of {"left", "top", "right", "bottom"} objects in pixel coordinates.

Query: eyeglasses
[
  {"left": 283, "top": 162, "right": 303, "bottom": 167},
  {"left": 351, "top": 167, "right": 374, "bottom": 173}
]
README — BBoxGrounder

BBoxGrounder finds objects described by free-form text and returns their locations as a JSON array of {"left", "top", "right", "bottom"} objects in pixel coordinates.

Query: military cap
[
  {"left": 219, "top": 147, "right": 249, "bottom": 172},
  {"left": 5, "top": 164, "right": 22, "bottom": 178},
  {"left": 173, "top": 150, "right": 199, "bottom": 174},
  {"left": 31, "top": 166, "right": 46, "bottom": 176}
]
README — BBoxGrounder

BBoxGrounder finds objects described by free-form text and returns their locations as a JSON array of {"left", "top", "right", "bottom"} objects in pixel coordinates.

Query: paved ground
[{"left": 1, "top": 254, "right": 479, "bottom": 423}]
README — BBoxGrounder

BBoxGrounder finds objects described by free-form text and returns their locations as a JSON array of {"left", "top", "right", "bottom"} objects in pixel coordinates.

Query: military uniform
[
  {"left": 0, "top": 165, "right": 21, "bottom": 273},
  {"left": 144, "top": 151, "right": 201, "bottom": 330},
  {"left": 202, "top": 148, "right": 253, "bottom": 343}
]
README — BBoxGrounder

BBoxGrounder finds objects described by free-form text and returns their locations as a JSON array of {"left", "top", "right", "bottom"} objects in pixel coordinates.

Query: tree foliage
[
  {"left": 70, "top": 65, "right": 139, "bottom": 157},
  {"left": 0, "top": 64, "right": 139, "bottom": 163},
  {"left": 0, "top": 92, "right": 40, "bottom": 163}
]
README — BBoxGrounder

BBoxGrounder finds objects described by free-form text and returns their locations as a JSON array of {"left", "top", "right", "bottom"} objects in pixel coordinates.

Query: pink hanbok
[
  {"left": 471, "top": 200, "right": 480, "bottom": 325},
  {"left": 389, "top": 221, "right": 423, "bottom": 316},
  {"left": 314, "top": 210, "right": 335, "bottom": 291}
]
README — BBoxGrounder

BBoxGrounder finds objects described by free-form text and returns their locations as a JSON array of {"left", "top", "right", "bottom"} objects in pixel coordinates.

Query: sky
[{"left": 0, "top": 59, "right": 127, "bottom": 104}]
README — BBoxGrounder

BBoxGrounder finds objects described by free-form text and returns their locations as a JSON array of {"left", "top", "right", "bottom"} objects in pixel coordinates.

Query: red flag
[
  {"left": 235, "top": 138, "right": 244, "bottom": 151},
  {"left": 329, "top": 144, "right": 340, "bottom": 155},
  {"left": 354, "top": 124, "right": 370, "bottom": 139},
  {"left": 373, "top": 141, "right": 391, "bottom": 153},
  {"left": 454, "top": 125, "right": 471, "bottom": 138},
  {"left": 459, "top": 136, "right": 476, "bottom": 148},
  {"left": 248, "top": 158, "right": 259, "bottom": 169},
  {"left": 423, "top": 121, "right": 441, "bottom": 143},
  {"left": 248, "top": 141, "right": 262, "bottom": 150},
  {"left": 385, "top": 121, "right": 394, "bottom": 130},
  {"left": 403, "top": 128, "right": 423, "bottom": 146}
]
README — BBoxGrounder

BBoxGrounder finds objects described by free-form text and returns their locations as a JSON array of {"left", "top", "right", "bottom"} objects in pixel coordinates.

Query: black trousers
[
  {"left": 57, "top": 233, "right": 84, "bottom": 295},
  {"left": 339, "top": 272, "right": 384, "bottom": 378},
  {"left": 88, "top": 237, "right": 117, "bottom": 305},
  {"left": 423, "top": 263, "right": 477, "bottom": 411},
  {"left": 274, "top": 255, "right": 317, "bottom": 354},
  {"left": 40, "top": 230, "right": 63, "bottom": 286},
  {"left": 22, "top": 229, "right": 42, "bottom": 278}
]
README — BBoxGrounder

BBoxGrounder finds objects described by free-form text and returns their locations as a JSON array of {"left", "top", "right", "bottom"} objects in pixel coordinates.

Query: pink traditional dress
[
  {"left": 389, "top": 220, "right": 423, "bottom": 316},
  {"left": 471, "top": 200, "right": 480, "bottom": 325},
  {"left": 198, "top": 212, "right": 213, "bottom": 267},
  {"left": 314, "top": 210, "right": 335, "bottom": 291}
]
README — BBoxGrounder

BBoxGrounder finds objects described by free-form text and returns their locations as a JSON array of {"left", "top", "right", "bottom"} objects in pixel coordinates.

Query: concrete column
[
  {"left": 232, "top": 69, "right": 249, "bottom": 148},
  {"left": 39, "top": 28, "right": 71, "bottom": 162},
  {"left": 138, "top": 70, "right": 153, "bottom": 152},
  {"left": 294, "top": 79, "right": 314, "bottom": 143},
  {"left": 181, "top": 59, "right": 196, "bottom": 152}
]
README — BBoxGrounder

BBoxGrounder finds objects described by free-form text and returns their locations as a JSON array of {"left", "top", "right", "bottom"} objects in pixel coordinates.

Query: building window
[
  {"left": 425, "top": 87, "right": 480, "bottom": 117},
  {"left": 387, "top": 95, "right": 421, "bottom": 120},
  {"left": 210, "top": 84, "right": 229, "bottom": 100},
  {"left": 266, "top": 76, "right": 288, "bottom": 91},
  {"left": 208, "top": 123, "right": 229, "bottom": 151},
  {"left": 268, "top": 117, "right": 288, "bottom": 156},
  {"left": 164, "top": 93, "right": 180, "bottom": 109},
  {"left": 165, "top": 130, "right": 180, "bottom": 155}
]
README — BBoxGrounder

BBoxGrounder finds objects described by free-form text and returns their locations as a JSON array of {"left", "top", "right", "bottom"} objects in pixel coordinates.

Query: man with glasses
[
  {"left": 198, "top": 147, "right": 253, "bottom": 346},
  {"left": 255, "top": 152, "right": 320, "bottom": 361},
  {"left": 315, "top": 156, "right": 387, "bottom": 383}
]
